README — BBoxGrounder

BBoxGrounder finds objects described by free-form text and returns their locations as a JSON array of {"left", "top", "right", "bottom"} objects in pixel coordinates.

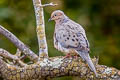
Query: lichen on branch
[{"left": 0, "top": 57, "right": 120, "bottom": 80}]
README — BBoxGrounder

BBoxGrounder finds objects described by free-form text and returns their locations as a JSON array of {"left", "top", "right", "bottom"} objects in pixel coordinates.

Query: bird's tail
[{"left": 77, "top": 51, "right": 98, "bottom": 77}]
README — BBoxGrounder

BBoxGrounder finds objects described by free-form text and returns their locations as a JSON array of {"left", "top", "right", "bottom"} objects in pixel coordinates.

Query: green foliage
[{"left": 0, "top": 0, "right": 120, "bottom": 79}]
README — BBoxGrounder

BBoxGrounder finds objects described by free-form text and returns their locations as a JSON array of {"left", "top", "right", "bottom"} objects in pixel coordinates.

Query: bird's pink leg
[{"left": 64, "top": 53, "right": 71, "bottom": 58}]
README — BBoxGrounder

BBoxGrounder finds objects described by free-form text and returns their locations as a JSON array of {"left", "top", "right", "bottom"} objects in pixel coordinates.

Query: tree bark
[{"left": 0, "top": 56, "right": 120, "bottom": 80}]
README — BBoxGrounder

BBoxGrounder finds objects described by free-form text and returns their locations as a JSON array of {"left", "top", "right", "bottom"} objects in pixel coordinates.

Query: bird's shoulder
[
  {"left": 61, "top": 19, "right": 85, "bottom": 33},
  {"left": 61, "top": 19, "right": 90, "bottom": 49}
]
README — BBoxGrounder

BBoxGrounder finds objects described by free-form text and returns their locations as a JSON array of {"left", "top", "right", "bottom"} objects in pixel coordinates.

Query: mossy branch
[{"left": 0, "top": 56, "right": 119, "bottom": 80}]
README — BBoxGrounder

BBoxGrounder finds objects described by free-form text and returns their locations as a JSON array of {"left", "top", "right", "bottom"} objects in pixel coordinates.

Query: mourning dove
[{"left": 49, "top": 10, "right": 98, "bottom": 77}]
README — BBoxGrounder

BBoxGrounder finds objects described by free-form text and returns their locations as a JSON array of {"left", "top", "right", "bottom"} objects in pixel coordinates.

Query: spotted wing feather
[{"left": 55, "top": 20, "right": 89, "bottom": 51}]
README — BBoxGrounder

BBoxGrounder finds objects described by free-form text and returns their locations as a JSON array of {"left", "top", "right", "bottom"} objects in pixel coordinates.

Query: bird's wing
[{"left": 56, "top": 20, "right": 89, "bottom": 51}]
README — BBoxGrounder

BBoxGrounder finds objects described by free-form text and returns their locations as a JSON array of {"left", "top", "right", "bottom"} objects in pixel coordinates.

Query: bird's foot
[{"left": 64, "top": 53, "right": 71, "bottom": 58}]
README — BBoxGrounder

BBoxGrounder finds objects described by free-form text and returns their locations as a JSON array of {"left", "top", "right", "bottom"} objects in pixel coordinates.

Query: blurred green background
[{"left": 0, "top": 0, "right": 120, "bottom": 80}]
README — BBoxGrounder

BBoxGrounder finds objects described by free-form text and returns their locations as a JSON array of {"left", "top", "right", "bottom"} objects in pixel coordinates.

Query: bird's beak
[{"left": 48, "top": 18, "right": 52, "bottom": 22}]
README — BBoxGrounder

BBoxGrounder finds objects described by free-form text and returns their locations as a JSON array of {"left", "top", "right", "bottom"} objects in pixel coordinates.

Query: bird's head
[{"left": 49, "top": 10, "right": 67, "bottom": 22}]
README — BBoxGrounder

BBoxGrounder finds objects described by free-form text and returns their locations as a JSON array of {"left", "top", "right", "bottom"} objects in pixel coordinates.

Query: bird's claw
[{"left": 64, "top": 53, "right": 71, "bottom": 58}]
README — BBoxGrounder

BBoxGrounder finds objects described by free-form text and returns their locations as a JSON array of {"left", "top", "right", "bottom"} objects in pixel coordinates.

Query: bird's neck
[
  {"left": 55, "top": 17, "right": 69, "bottom": 24},
  {"left": 55, "top": 19, "right": 61, "bottom": 24}
]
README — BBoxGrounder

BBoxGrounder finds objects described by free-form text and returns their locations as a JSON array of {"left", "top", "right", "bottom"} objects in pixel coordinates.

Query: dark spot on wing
[
  {"left": 72, "top": 39, "right": 75, "bottom": 41},
  {"left": 67, "top": 25, "right": 74, "bottom": 30},
  {"left": 63, "top": 35, "right": 66, "bottom": 37},
  {"left": 67, "top": 37, "right": 69, "bottom": 40},
  {"left": 73, "top": 35, "right": 75, "bottom": 37},
  {"left": 59, "top": 20, "right": 62, "bottom": 23},
  {"left": 76, "top": 38, "right": 78, "bottom": 41},
  {"left": 88, "top": 51, "right": 90, "bottom": 53},
  {"left": 79, "top": 45, "right": 81, "bottom": 48},
  {"left": 80, "top": 39, "right": 83, "bottom": 41},
  {"left": 86, "top": 40, "right": 89, "bottom": 48}
]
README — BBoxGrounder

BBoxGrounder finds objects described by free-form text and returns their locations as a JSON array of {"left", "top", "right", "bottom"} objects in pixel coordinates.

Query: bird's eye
[{"left": 54, "top": 14, "right": 57, "bottom": 16}]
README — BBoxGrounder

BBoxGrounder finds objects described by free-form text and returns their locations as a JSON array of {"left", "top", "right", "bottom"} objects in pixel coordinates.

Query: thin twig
[
  {"left": 15, "top": 49, "right": 21, "bottom": 57},
  {"left": 40, "top": 2, "right": 57, "bottom": 7}
]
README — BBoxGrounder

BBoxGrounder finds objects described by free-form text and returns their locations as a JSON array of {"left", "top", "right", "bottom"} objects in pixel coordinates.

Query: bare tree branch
[{"left": 0, "top": 25, "right": 38, "bottom": 62}]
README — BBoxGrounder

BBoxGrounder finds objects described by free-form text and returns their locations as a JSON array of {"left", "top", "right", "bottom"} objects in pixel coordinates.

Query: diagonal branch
[
  {"left": 0, "top": 25, "right": 38, "bottom": 62},
  {"left": 0, "top": 56, "right": 120, "bottom": 80}
]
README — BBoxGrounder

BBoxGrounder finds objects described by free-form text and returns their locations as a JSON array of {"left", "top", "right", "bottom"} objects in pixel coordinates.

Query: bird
[{"left": 49, "top": 10, "right": 98, "bottom": 77}]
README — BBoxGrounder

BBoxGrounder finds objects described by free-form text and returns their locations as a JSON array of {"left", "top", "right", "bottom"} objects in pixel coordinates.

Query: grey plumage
[{"left": 50, "top": 10, "right": 98, "bottom": 77}]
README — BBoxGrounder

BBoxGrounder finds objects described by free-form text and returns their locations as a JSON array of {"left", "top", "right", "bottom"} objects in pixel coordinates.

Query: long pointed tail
[{"left": 77, "top": 51, "right": 98, "bottom": 77}]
